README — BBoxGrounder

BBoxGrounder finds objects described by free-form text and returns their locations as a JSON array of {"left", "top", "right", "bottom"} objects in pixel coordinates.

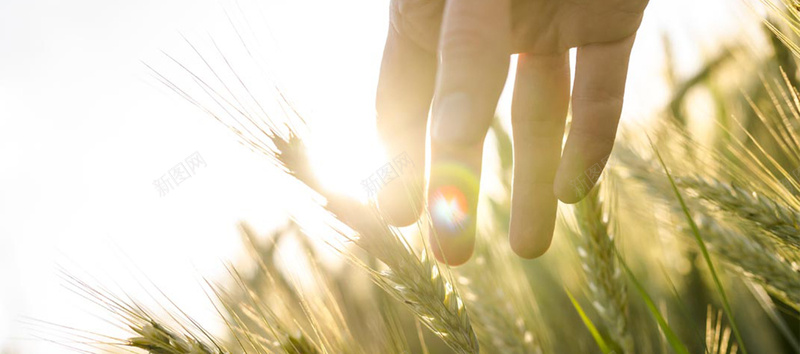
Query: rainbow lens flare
[
  {"left": 428, "top": 161, "right": 479, "bottom": 236},
  {"left": 430, "top": 185, "right": 469, "bottom": 233}
]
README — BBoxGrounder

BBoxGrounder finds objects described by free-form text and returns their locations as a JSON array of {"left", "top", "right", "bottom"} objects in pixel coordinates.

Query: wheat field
[{"left": 20, "top": 0, "right": 800, "bottom": 353}]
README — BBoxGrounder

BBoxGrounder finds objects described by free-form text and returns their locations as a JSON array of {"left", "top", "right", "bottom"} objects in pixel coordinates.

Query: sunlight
[{"left": 306, "top": 114, "right": 388, "bottom": 203}]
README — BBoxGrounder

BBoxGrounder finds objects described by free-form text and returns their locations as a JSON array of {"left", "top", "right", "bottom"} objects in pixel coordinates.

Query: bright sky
[{"left": 0, "top": 0, "right": 762, "bottom": 352}]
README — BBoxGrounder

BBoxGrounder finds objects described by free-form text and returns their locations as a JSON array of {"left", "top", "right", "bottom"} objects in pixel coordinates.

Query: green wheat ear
[
  {"left": 128, "top": 322, "right": 223, "bottom": 354},
  {"left": 675, "top": 175, "right": 800, "bottom": 249},
  {"left": 572, "top": 182, "right": 634, "bottom": 353}
]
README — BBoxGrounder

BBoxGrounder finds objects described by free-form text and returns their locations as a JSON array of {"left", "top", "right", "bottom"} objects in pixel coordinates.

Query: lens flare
[
  {"left": 430, "top": 185, "right": 469, "bottom": 233},
  {"left": 428, "top": 161, "right": 479, "bottom": 236}
]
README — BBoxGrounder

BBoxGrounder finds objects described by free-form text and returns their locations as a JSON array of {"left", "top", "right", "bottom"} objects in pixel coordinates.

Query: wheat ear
[
  {"left": 618, "top": 148, "right": 800, "bottom": 310},
  {"left": 58, "top": 273, "right": 229, "bottom": 354},
  {"left": 692, "top": 213, "right": 800, "bottom": 309},
  {"left": 457, "top": 248, "right": 547, "bottom": 353},
  {"left": 271, "top": 133, "right": 479, "bottom": 353},
  {"left": 152, "top": 51, "right": 478, "bottom": 352},
  {"left": 128, "top": 322, "right": 223, "bottom": 354},
  {"left": 675, "top": 176, "right": 800, "bottom": 249},
  {"left": 573, "top": 184, "right": 634, "bottom": 353}
]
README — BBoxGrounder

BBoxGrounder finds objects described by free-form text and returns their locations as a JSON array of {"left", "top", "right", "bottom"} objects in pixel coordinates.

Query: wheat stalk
[
  {"left": 692, "top": 213, "right": 800, "bottom": 310},
  {"left": 128, "top": 321, "right": 224, "bottom": 354},
  {"left": 618, "top": 148, "right": 800, "bottom": 310},
  {"left": 57, "top": 273, "right": 231, "bottom": 354},
  {"left": 675, "top": 176, "right": 800, "bottom": 250},
  {"left": 573, "top": 184, "right": 634, "bottom": 353},
  {"left": 270, "top": 131, "right": 479, "bottom": 353},
  {"left": 457, "top": 250, "right": 547, "bottom": 354},
  {"left": 150, "top": 44, "right": 480, "bottom": 353},
  {"left": 705, "top": 306, "right": 739, "bottom": 354}
]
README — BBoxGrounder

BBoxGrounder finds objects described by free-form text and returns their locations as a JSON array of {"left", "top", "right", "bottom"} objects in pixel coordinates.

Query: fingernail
[{"left": 432, "top": 92, "right": 479, "bottom": 145}]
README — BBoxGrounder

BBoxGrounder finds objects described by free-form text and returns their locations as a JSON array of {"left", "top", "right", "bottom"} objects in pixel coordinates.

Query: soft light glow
[
  {"left": 306, "top": 119, "right": 387, "bottom": 203},
  {"left": 430, "top": 185, "right": 469, "bottom": 233}
]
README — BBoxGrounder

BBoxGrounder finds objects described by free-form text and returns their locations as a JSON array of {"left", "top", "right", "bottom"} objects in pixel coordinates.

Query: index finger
[{"left": 427, "top": 0, "right": 511, "bottom": 265}]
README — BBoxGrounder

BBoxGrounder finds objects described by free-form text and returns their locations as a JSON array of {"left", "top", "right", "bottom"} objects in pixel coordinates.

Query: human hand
[{"left": 375, "top": 0, "right": 647, "bottom": 264}]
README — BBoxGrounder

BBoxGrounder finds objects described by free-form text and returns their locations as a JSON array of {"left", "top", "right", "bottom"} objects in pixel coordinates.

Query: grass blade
[
  {"left": 651, "top": 142, "right": 748, "bottom": 354},
  {"left": 565, "top": 289, "right": 612, "bottom": 354},
  {"left": 616, "top": 252, "right": 690, "bottom": 354}
]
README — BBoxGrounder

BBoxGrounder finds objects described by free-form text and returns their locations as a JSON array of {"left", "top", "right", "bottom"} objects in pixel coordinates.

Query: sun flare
[
  {"left": 430, "top": 185, "right": 469, "bottom": 233},
  {"left": 306, "top": 118, "right": 388, "bottom": 203}
]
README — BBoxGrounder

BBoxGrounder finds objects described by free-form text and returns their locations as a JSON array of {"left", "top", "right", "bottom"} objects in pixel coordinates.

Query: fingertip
[
  {"left": 427, "top": 159, "right": 480, "bottom": 266},
  {"left": 429, "top": 230, "right": 475, "bottom": 266},
  {"left": 378, "top": 196, "right": 423, "bottom": 227},
  {"left": 377, "top": 175, "right": 425, "bottom": 227},
  {"left": 553, "top": 180, "right": 591, "bottom": 204},
  {"left": 553, "top": 151, "right": 609, "bottom": 204},
  {"left": 508, "top": 184, "right": 557, "bottom": 259},
  {"left": 509, "top": 234, "right": 551, "bottom": 259},
  {"left": 427, "top": 207, "right": 477, "bottom": 266}
]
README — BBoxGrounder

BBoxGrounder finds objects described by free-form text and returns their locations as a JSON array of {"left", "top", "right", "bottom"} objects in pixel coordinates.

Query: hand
[{"left": 375, "top": 0, "right": 647, "bottom": 265}]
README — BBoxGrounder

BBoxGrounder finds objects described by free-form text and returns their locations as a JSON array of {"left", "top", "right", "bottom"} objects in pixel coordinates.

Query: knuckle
[
  {"left": 573, "top": 90, "right": 624, "bottom": 108},
  {"left": 440, "top": 24, "right": 496, "bottom": 59},
  {"left": 512, "top": 113, "right": 566, "bottom": 139},
  {"left": 439, "top": 3, "right": 507, "bottom": 59},
  {"left": 390, "top": 0, "right": 444, "bottom": 51}
]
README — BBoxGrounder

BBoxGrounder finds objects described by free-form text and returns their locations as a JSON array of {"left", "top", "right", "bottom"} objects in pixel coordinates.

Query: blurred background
[{"left": 0, "top": 0, "right": 768, "bottom": 352}]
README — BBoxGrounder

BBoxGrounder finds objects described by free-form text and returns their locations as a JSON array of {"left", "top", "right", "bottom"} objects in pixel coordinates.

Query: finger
[
  {"left": 376, "top": 21, "right": 437, "bottom": 226},
  {"left": 554, "top": 35, "right": 636, "bottom": 203},
  {"left": 509, "top": 52, "right": 570, "bottom": 259},
  {"left": 428, "top": 0, "right": 511, "bottom": 265}
]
